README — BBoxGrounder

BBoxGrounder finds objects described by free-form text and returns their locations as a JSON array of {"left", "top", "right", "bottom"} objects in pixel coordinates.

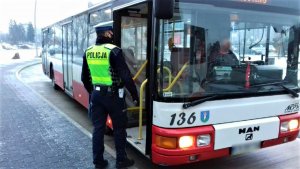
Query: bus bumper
[
  {"left": 152, "top": 125, "right": 230, "bottom": 166},
  {"left": 152, "top": 147, "right": 229, "bottom": 166},
  {"left": 152, "top": 113, "right": 300, "bottom": 166}
]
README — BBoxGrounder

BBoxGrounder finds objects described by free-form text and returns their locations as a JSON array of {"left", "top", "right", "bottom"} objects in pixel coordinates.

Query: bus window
[
  {"left": 230, "top": 23, "right": 290, "bottom": 65},
  {"left": 53, "top": 25, "right": 62, "bottom": 60},
  {"left": 88, "top": 28, "right": 97, "bottom": 47},
  {"left": 88, "top": 7, "right": 112, "bottom": 47},
  {"left": 48, "top": 28, "right": 56, "bottom": 58},
  {"left": 73, "top": 14, "right": 88, "bottom": 64},
  {"left": 89, "top": 8, "right": 112, "bottom": 26}
]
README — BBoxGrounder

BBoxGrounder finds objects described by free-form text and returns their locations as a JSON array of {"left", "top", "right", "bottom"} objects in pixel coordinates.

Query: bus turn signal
[{"left": 155, "top": 135, "right": 177, "bottom": 149}]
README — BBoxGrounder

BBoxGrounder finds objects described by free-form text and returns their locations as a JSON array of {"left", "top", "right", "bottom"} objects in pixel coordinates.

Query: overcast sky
[{"left": 0, "top": 0, "right": 106, "bottom": 33}]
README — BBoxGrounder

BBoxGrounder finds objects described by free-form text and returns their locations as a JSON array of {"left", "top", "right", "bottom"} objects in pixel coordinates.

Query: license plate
[{"left": 231, "top": 142, "right": 261, "bottom": 155}]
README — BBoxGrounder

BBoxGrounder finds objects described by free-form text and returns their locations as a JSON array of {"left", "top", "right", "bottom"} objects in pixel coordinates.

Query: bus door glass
[
  {"left": 121, "top": 6, "right": 148, "bottom": 116},
  {"left": 62, "top": 23, "right": 73, "bottom": 93},
  {"left": 42, "top": 30, "right": 49, "bottom": 74},
  {"left": 118, "top": 2, "right": 149, "bottom": 154}
]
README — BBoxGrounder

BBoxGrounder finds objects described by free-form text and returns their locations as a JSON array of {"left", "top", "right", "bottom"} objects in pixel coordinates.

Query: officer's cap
[
  {"left": 94, "top": 21, "right": 113, "bottom": 33},
  {"left": 95, "top": 26, "right": 112, "bottom": 33}
]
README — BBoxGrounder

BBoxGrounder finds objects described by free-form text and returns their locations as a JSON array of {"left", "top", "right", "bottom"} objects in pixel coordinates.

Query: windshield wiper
[
  {"left": 183, "top": 95, "right": 220, "bottom": 109},
  {"left": 250, "top": 81, "right": 299, "bottom": 98}
]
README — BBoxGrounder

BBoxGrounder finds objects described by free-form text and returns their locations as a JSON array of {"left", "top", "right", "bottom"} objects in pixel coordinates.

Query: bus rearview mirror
[{"left": 154, "top": 0, "right": 174, "bottom": 19}]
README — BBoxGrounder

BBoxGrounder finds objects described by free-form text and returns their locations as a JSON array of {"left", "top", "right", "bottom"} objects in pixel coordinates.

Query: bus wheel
[
  {"left": 105, "top": 125, "right": 113, "bottom": 136},
  {"left": 50, "top": 69, "right": 59, "bottom": 90}
]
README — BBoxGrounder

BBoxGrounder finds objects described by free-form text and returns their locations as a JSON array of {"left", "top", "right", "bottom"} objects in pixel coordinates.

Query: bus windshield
[{"left": 157, "top": 0, "right": 300, "bottom": 99}]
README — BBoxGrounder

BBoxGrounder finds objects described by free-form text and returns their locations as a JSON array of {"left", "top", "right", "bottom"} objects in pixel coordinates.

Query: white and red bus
[{"left": 42, "top": 0, "right": 300, "bottom": 166}]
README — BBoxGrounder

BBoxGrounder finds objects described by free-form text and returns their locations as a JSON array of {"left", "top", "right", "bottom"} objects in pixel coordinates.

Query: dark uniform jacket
[{"left": 81, "top": 41, "right": 138, "bottom": 101}]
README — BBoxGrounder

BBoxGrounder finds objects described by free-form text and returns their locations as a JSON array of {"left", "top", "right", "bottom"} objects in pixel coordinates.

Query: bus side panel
[
  {"left": 52, "top": 57, "right": 64, "bottom": 89},
  {"left": 72, "top": 63, "right": 89, "bottom": 108}
]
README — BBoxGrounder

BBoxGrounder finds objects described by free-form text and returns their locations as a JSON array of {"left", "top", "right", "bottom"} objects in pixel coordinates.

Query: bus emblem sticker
[
  {"left": 200, "top": 111, "right": 210, "bottom": 123},
  {"left": 285, "top": 103, "right": 299, "bottom": 113}
]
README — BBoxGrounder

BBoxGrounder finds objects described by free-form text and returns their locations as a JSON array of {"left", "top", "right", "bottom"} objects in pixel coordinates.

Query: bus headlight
[
  {"left": 197, "top": 134, "right": 211, "bottom": 147},
  {"left": 288, "top": 119, "right": 299, "bottom": 130},
  {"left": 179, "top": 136, "right": 194, "bottom": 148},
  {"left": 280, "top": 119, "right": 299, "bottom": 132}
]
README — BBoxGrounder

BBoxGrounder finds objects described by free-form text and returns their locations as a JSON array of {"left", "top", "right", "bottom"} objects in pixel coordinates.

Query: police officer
[{"left": 81, "top": 26, "right": 139, "bottom": 169}]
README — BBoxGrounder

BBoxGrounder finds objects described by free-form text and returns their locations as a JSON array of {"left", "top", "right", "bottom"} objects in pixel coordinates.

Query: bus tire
[
  {"left": 105, "top": 125, "right": 113, "bottom": 136},
  {"left": 50, "top": 67, "right": 59, "bottom": 90}
]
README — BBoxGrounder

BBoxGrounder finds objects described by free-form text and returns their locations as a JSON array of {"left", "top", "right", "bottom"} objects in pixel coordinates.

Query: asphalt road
[{"left": 18, "top": 59, "right": 300, "bottom": 169}]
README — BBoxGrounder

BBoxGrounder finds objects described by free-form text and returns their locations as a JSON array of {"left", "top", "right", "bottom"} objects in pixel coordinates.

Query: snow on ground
[{"left": 0, "top": 44, "right": 42, "bottom": 64}]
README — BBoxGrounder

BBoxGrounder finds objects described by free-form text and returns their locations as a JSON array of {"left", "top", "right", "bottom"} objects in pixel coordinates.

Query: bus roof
[
  {"left": 42, "top": 0, "right": 151, "bottom": 30},
  {"left": 112, "top": 0, "right": 148, "bottom": 11}
]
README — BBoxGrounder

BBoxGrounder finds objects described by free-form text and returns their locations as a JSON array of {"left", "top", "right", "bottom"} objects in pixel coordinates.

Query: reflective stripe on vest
[{"left": 86, "top": 44, "right": 116, "bottom": 85}]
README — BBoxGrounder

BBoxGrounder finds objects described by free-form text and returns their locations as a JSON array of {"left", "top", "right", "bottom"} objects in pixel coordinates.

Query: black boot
[
  {"left": 95, "top": 159, "right": 108, "bottom": 169},
  {"left": 116, "top": 158, "right": 135, "bottom": 169}
]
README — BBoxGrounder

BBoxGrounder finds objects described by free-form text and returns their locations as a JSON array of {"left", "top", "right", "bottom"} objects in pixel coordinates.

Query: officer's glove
[
  {"left": 133, "top": 100, "right": 139, "bottom": 106},
  {"left": 132, "top": 94, "right": 139, "bottom": 106}
]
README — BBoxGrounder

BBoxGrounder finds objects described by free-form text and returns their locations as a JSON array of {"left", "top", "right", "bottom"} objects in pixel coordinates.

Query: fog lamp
[
  {"left": 197, "top": 134, "right": 211, "bottom": 147},
  {"left": 280, "top": 121, "right": 289, "bottom": 132},
  {"left": 179, "top": 136, "right": 194, "bottom": 148},
  {"left": 189, "top": 155, "right": 198, "bottom": 161}
]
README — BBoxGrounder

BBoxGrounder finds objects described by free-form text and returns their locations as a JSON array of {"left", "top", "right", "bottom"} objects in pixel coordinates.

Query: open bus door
[{"left": 113, "top": 1, "right": 153, "bottom": 156}]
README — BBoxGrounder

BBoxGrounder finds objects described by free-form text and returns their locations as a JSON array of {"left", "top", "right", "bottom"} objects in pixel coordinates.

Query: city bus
[{"left": 41, "top": 0, "right": 300, "bottom": 166}]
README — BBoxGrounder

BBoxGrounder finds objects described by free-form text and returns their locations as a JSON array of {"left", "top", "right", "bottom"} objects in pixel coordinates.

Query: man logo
[
  {"left": 239, "top": 126, "right": 260, "bottom": 134},
  {"left": 200, "top": 111, "right": 210, "bottom": 123},
  {"left": 245, "top": 133, "right": 253, "bottom": 141}
]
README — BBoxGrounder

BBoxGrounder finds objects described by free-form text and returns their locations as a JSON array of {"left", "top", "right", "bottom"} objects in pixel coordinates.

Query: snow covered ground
[{"left": 0, "top": 43, "right": 41, "bottom": 64}]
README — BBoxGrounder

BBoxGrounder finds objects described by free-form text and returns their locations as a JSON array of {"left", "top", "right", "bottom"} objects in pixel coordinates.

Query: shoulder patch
[{"left": 104, "top": 44, "right": 118, "bottom": 50}]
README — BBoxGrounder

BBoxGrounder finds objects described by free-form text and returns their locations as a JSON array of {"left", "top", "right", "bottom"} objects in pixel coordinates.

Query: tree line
[{"left": 8, "top": 20, "right": 35, "bottom": 44}]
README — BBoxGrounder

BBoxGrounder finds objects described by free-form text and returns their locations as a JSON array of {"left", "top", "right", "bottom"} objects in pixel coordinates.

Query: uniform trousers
[{"left": 89, "top": 89, "right": 127, "bottom": 165}]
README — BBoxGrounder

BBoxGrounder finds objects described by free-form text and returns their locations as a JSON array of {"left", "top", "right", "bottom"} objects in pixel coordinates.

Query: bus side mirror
[{"left": 154, "top": 0, "right": 174, "bottom": 19}]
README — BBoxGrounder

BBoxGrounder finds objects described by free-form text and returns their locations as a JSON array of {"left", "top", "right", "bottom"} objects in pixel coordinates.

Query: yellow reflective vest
[{"left": 85, "top": 44, "right": 117, "bottom": 86}]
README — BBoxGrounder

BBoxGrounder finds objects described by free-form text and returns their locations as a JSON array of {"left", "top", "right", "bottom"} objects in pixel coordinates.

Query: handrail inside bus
[
  {"left": 157, "top": 66, "right": 172, "bottom": 85},
  {"left": 133, "top": 60, "right": 148, "bottom": 81},
  {"left": 128, "top": 63, "right": 187, "bottom": 139},
  {"left": 138, "top": 79, "right": 148, "bottom": 140},
  {"left": 163, "top": 62, "right": 188, "bottom": 92},
  {"left": 127, "top": 107, "right": 144, "bottom": 112}
]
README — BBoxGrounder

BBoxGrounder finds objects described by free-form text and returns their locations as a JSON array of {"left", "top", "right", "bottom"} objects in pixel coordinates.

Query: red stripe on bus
[
  {"left": 152, "top": 148, "right": 229, "bottom": 166},
  {"left": 54, "top": 70, "right": 64, "bottom": 89},
  {"left": 72, "top": 80, "right": 89, "bottom": 108}
]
